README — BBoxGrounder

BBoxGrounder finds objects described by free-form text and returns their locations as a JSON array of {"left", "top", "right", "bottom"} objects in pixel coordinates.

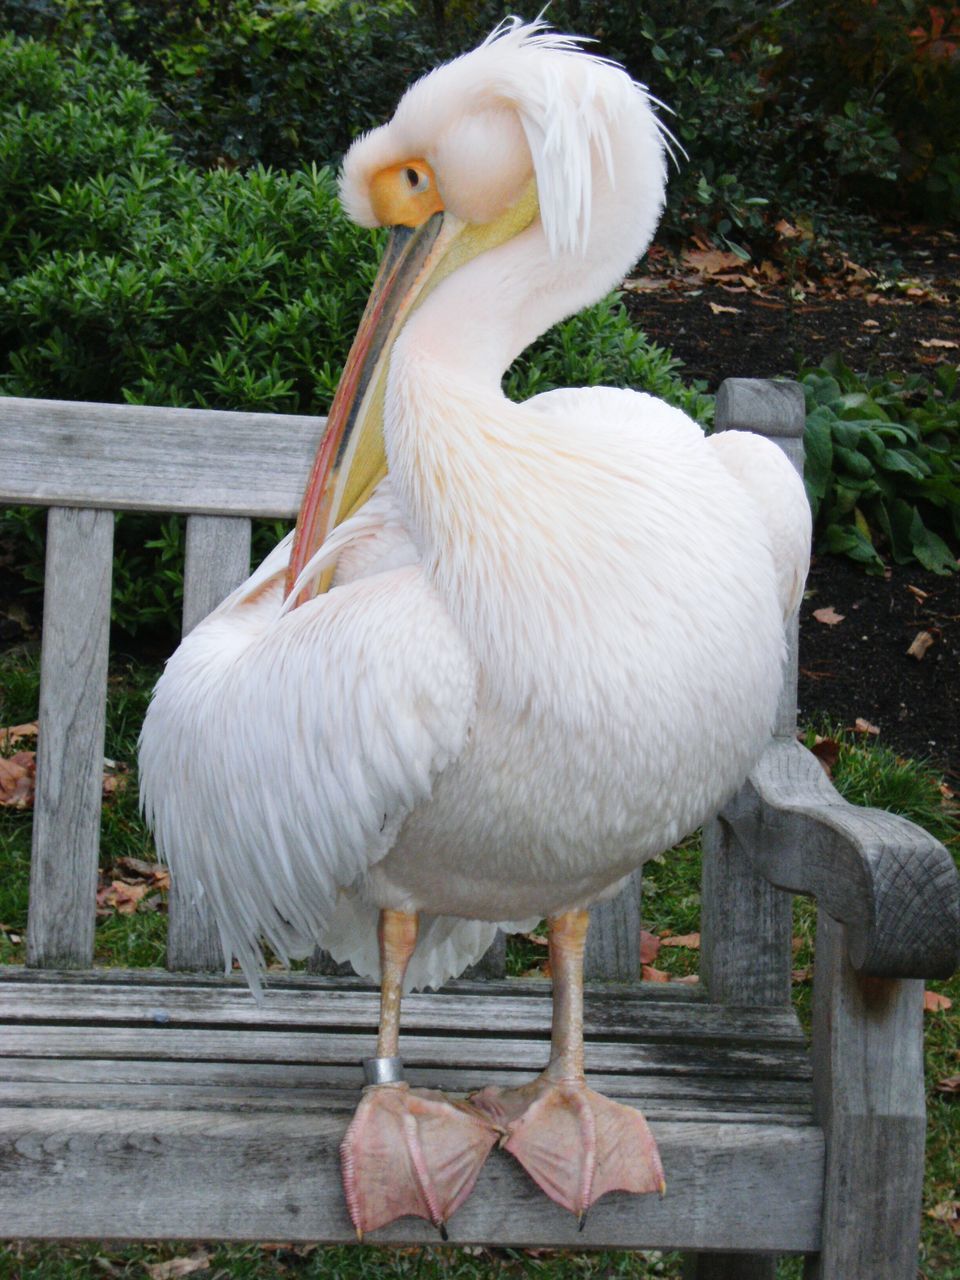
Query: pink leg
[
  {"left": 472, "top": 910, "right": 664, "bottom": 1222},
  {"left": 340, "top": 910, "right": 498, "bottom": 1238}
]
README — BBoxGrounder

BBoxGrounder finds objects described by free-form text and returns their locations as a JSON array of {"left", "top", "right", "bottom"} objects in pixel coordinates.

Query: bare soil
[{"left": 628, "top": 225, "right": 960, "bottom": 778}]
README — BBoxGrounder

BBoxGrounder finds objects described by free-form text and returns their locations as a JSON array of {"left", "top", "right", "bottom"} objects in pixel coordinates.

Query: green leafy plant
[{"left": 801, "top": 355, "right": 960, "bottom": 574}]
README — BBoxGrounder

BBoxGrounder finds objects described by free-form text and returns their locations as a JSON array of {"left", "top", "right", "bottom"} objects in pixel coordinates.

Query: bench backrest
[{"left": 0, "top": 379, "right": 805, "bottom": 991}]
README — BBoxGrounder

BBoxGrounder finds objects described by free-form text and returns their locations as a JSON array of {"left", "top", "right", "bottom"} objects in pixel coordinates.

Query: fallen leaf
[
  {"left": 852, "top": 718, "right": 880, "bottom": 735},
  {"left": 640, "top": 929, "right": 661, "bottom": 964},
  {"left": 862, "top": 318, "right": 880, "bottom": 329},
  {"left": 940, "top": 782, "right": 956, "bottom": 802},
  {"left": 810, "top": 736, "right": 841, "bottom": 775},
  {"left": 144, "top": 1253, "right": 210, "bottom": 1280},
  {"left": 774, "top": 218, "right": 801, "bottom": 240},
  {"left": 97, "top": 880, "right": 149, "bottom": 915},
  {"left": 0, "top": 721, "right": 37, "bottom": 749},
  {"left": 935, "top": 1074, "right": 960, "bottom": 1094},
  {"left": 660, "top": 932, "right": 700, "bottom": 949},
  {"left": 708, "top": 301, "right": 740, "bottom": 315},
  {"left": 923, "top": 990, "right": 953, "bottom": 1013},
  {"left": 812, "top": 606, "right": 845, "bottom": 626},
  {"left": 906, "top": 584, "right": 929, "bottom": 601},
  {"left": 623, "top": 275, "right": 670, "bottom": 292},
  {"left": 641, "top": 964, "right": 671, "bottom": 983},
  {"left": 673, "top": 974, "right": 700, "bottom": 986},
  {"left": 907, "top": 630, "right": 935, "bottom": 660},
  {"left": 683, "top": 248, "right": 744, "bottom": 275},
  {"left": 925, "top": 1201, "right": 960, "bottom": 1236},
  {"left": 521, "top": 931, "right": 549, "bottom": 948},
  {"left": 0, "top": 752, "right": 35, "bottom": 809},
  {"left": 918, "top": 338, "right": 958, "bottom": 349},
  {"left": 518, "top": 962, "right": 551, "bottom": 980},
  {"left": 792, "top": 966, "right": 813, "bottom": 983}
]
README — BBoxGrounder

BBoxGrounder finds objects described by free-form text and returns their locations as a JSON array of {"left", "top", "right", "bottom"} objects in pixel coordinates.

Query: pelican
[{"left": 139, "top": 18, "right": 811, "bottom": 1239}]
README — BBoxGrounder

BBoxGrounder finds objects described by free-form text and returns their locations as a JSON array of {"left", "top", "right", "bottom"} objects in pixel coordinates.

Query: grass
[{"left": 0, "top": 651, "right": 957, "bottom": 1279}]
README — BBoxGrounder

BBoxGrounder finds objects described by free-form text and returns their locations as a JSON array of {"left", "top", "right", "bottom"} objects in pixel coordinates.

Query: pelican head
[{"left": 286, "top": 18, "right": 669, "bottom": 601}]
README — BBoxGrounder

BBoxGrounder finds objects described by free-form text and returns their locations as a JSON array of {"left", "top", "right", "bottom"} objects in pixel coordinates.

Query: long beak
[{"left": 284, "top": 213, "right": 448, "bottom": 606}]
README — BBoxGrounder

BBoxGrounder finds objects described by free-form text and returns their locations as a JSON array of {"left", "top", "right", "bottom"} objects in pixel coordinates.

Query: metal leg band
[{"left": 362, "top": 1055, "right": 405, "bottom": 1085}]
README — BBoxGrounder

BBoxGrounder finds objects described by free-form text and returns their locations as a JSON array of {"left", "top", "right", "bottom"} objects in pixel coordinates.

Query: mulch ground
[{"left": 627, "top": 224, "right": 960, "bottom": 779}]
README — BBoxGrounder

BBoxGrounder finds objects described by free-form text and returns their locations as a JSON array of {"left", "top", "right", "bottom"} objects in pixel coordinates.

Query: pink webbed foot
[
  {"left": 471, "top": 1077, "right": 664, "bottom": 1221},
  {"left": 340, "top": 1083, "right": 499, "bottom": 1238}
]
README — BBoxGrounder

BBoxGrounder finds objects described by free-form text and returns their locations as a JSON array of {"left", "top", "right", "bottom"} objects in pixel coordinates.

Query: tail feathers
[{"left": 320, "top": 893, "right": 538, "bottom": 992}]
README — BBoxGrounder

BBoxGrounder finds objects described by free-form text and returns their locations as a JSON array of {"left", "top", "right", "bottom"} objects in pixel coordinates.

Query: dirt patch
[
  {"left": 627, "top": 226, "right": 960, "bottom": 390},
  {"left": 799, "top": 557, "right": 959, "bottom": 780}
]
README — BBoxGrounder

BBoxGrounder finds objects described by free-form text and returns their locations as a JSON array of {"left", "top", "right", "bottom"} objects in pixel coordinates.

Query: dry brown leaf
[
  {"left": 774, "top": 219, "right": 801, "bottom": 240},
  {"left": 918, "top": 338, "right": 959, "bottom": 349},
  {"left": 641, "top": 964, "right": 671, "bottom": 983},
  {"left": 810, "top": 736, "right": 841, "bottom": 776},
  {"left": 923, "top": 989, "right": 953, "bottom": 1013},
  {"left": 673, "top": 974, "right": 700, "bottom": 986},
  {"left": 144, "top": 1253, "right": 210, "bottom": 1280},
  {"left": 640, "top": 929, "right": 661, "bottom": 964},
  {"left": 792, "top": 966, "right": 813, "bottom": 983},
  {"left": 98, "top": 880, "right": 150, "bottom": 916},
  {"left": 862, "top": 318, "right": 880, "bottom": 329},
  {"left": 623, "top": 275, "right": 670, "bottom": 292},
  {"left": 907, "top": 630, "right": 935, "bottom": 660},
  {"left": 935, "top": 1074, "right": 960, "bottom": 1094},
  {"left": 906, "top": 583, "right": 929, "bottom": 601},
  {"left": 518, "top": 963, "right": 551, "bottom": 980},
  {"left": 812, "top": 606, "right": 845, "bottom": 626},
  {"left": 0, "top": 721, "right": 37, "bottom": 749},
  {"left": 521, "top": 931, "right": 549, "bottom": 948},
  {"left": 683, "top": 248, "right": 744, "bottom": 275},
  {"left": 925, "top": 1201, "right": 960, "bottom": 1236},
  {"left": 660, "top": 932, "right": 700, "bottom": 949},
  {"left": 853, "top": 718, "right": 880, "bottom": 735},
  {"left": 708, "top": 301, "right": 740, "bottom": 315},
  {"left": 0, "top": 751, "right": 35, "bottom": 809}
]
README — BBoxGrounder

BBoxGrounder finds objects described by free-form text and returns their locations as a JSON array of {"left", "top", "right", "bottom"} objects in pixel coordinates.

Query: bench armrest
[{"left": 721, "top": 737, "right": 959, "bottom": 979}]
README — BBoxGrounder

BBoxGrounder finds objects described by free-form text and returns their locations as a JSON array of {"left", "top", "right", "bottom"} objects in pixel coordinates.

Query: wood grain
[
  {"left": 724, "top": 737, "right": 960, "bottom": 978},
  {"left": 0, "top": 1107, "right": 822, "bottom": 1248},
  {"left": 26, "top": 508, "right": 113, "bottom": 968},
  {"left": 0, "top": 397, "right": 323, "bottom": 517},
  {"left": 166, "top": 515, "right": 254, "bottom": 972},
  {"left": 806, "top": 912, "right": 925, "bottom": 1279}
]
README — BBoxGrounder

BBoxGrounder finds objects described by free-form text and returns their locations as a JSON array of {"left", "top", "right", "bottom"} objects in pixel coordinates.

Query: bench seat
[{"left": 0, "top": 969, "right": 822, "bottom": 1251}]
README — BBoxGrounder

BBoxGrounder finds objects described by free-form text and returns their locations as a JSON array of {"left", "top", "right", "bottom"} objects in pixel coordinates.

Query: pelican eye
[
  {"left": 405, "top": 167, "right": 430, "bottom": 193},
  {"left": 370, "top": 158, "right": 444, "bottom": 228}
]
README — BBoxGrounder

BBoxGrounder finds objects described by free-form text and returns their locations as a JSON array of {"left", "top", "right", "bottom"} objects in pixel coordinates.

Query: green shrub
[
  {"left": 801, "top": 355, "right": 960, "bottom": 574},
  {"left": 0, "top": 34, "right": 705, "bottom": 642}
]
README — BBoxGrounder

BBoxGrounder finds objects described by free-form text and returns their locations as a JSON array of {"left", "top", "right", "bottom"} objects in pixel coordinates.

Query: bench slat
[
  {"left": 0, "top": 1107, "right": 823, "bottom": 1249},
  {"left": 26, "top": 508, "right": 113, "bottom": 968},
  {"left": 166, "top": 515, "right": 254, "bottom": 972},
  {"left": 0, "top": 397, "right": 323, "bottom": 516}
]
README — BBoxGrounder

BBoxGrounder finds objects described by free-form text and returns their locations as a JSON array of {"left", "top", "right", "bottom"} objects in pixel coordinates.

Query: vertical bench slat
[
  {"left": 166, "top": 514, "right": 253, "bottom": 972},
  {"left": 699, "top": 379, "right": 806, "bottom": 1009},
  {"left": 26, "top": 507, "right": 113, "bottom": 968},
  {"left": 585, "top": 870, "right": 642, "bottom": 980}
]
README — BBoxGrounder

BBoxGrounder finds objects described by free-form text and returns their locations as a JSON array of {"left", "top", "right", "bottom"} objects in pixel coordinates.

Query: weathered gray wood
[
  {"left": 26, "top": 507, "right": 114, "bottom": 969},
  {"left": 700, "top": 816, "right": 791, "bottom": 1006},
  {"left": 724, "top": 737, "right": 960, "bottom": 978},
  {"left": 806, "top": 912, "right": 925, "bottom": 1279},
  {"left": 586, "top": 869, "right": 643, "bottom": 980},
  {"left": 166, "top": 515, "right": 254, "bottom": 973},
  {"left": 714, "top": 378, "right": 806, "bottom": 438},
  {"left": 1, "top": 1026, "right": 811, "bottom": 1077},
  {"left": 0, "top": 1108, "right": 823, "bottom": 1248},
  {"left": 0, "top": 1059, "right": 813, "bottom": 1116},
  {"left": 699, "top": 378, "right": 805, "bottom": 1008},
  {"left": 0, "top": 396, "right": 324, "bottom": 517},
  {"left": 0, "top": 976, "right": 806, "bottom": 1045},
  {"left": 683, "top": 1255, "right": 777, "bottom": 1279}
]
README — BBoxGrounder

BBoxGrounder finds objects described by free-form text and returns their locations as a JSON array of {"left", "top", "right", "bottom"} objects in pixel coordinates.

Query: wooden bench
[{"left": 1, "top": 379, "right": 957, "bottom": 1278}]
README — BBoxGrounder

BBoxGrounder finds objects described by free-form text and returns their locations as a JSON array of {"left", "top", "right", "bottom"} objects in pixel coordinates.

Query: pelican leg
[
  {"left": 340, "top": 909, "right": 498, "bottom": 1239},
  {"left": 472, "top": 909, "right": 664, "bottom": 1222}
]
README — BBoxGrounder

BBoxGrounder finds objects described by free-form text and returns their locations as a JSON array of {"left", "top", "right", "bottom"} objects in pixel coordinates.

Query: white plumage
[{"left": 139, "top": 18, "right": 811, "bottom": 998}]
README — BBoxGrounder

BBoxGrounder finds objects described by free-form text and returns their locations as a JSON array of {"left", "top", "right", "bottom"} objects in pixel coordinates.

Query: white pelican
[{"left": 139, "top": 18, "right": 811, "bottom": 1239}]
